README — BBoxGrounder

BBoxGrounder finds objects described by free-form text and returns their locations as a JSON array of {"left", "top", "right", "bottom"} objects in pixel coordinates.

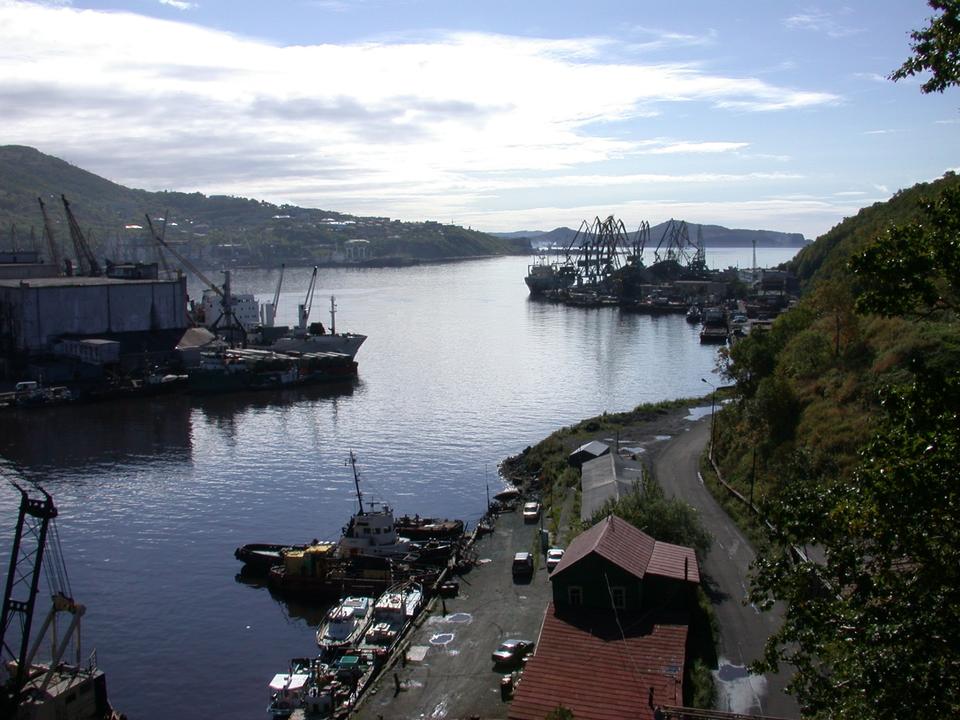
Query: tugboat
[{"left": 336, "top": 451, "right": 413, "bottom": 560}]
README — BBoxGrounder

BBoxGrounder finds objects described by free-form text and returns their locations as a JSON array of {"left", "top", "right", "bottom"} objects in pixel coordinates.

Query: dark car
[
  {"left": 511, "top": 551, "right": 534, "bottom": 578},
  {"left": 491, "top": 638, "right": 535, "bottom": 665}
]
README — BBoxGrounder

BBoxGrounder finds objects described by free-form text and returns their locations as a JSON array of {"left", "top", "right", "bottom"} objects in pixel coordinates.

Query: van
[
  {"left": 512, "top": 552, "right": 533, "bottom": 578},
  {"left": 15, "top": 381, "right": 38, "bottom": 393}
]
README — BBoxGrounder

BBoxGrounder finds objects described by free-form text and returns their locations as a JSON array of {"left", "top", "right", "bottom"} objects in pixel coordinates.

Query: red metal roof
[
  {"left": 508, "top": 603, "right": 687, "bottom": 720},
  {"left": 552, "top": 515, "right": 699, "bottom": 584}
]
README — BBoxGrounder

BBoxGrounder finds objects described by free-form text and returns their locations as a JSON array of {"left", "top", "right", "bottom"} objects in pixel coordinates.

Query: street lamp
[{"left": 701, "top": 378, "right": 716, "bottom": 458}]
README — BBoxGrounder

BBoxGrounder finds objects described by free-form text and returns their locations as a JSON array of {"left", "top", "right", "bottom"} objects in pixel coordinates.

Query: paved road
[
  {"left": 354, "top": 508, "right": 551, "bottom": 720},
  {"left": 652, "top": 418, "right": 799, "bottom": 718}
]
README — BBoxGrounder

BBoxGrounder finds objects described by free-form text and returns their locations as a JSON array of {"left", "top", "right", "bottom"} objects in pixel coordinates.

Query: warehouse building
[{"left": 0, "top": 276, "right": 189, "bottom": 376}]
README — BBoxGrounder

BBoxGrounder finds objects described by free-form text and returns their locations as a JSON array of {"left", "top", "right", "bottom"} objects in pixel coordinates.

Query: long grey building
[{"left": 0, "top": 276, "right": 188, "bottom": 354}]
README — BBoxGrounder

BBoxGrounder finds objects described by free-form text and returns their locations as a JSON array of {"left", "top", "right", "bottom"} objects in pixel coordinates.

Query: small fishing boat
[
  {"left": 267, "top": 662, "right": 311, "bottom": 718},
  {"left": 316, "top": 596, "right": 374, "bottom": 658},
  {"left": 358, "top": 580, "right": 424, "bottom": 660},
  {"left": 394, "top": 515, "right": 465, "bottom": 540}
]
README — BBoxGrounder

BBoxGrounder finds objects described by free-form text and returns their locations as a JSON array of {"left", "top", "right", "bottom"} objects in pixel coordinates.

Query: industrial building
[{"left": 0, "top": 275, "right": 189, "bottom": 378}]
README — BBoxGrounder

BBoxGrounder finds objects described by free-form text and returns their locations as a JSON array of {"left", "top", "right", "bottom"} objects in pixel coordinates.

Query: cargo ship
[{"left": 187, "top": 348, "right": 357, "bottom": 394}]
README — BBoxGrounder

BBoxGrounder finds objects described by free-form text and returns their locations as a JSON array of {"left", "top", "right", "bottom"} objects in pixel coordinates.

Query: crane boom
[
  {"left": 298, "top": 266, "right": 318, "bottom": 330},
  {"left": 60, "top": 195, "right": 101, "bottom": 276},
  {"left": 266, "top": 263, "right": 285, "bottom": 326},
  {"left": 37, "top": 198, "right": 62, "bottom": 275},
  {"left": 145, "top": 213, "right": 222, "bottom": 297}
]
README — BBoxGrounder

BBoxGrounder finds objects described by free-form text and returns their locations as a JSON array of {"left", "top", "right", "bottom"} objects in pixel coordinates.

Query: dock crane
[
  {"left": 37, "top": 198, "right": 62, "bottom": 275},
  {"left": 60, "top": 196, "right": 101, "bottom": 277},
  {"left": 261, "top": 263, "right": 284, "bottom": 327},
  {"left": 144, "top": 212, "right": 174, "bottom": 279},
  {"left": 0, "top": 484, "right": 112, "bottom": 719},
  {"left": 297, "top": 266, "right": 319, "bottom": 333},
  {"left": 145, "top": 213, "right": 246, "bottom": 345}
]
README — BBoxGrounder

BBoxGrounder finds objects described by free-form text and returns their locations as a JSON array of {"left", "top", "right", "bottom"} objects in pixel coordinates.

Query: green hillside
[
  {"left": 0, "top": 145, "right": 529, "bottom": 266},
  {"left": 713, "top": 170, "right": 960, "bottom": 717}
]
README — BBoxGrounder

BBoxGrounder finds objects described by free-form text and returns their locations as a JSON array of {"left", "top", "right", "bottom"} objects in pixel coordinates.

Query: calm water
[{"left": 0, "top": 248, "right": 796, "bottom": 719}]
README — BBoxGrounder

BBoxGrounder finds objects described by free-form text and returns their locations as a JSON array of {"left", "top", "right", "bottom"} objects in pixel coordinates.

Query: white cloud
[
  {"left": 0, "top": 0, "right": 840, "bottom": 231},
  {"left": 158, "top": 0, "right": 195, "bottom": 9},
  {"left": 647, "top": 141, "right": 749, "bottom": 155},
  {"left": 784, "top": 9, "right": 861, "bottom": 39},
  {"left": 873, "top": 184, "right": 890, "bottom": 194}
]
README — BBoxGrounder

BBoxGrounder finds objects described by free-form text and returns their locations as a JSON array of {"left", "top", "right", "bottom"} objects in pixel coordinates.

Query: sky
[{"left": 1, "top": 1, "right": 958, "bottom": 239}]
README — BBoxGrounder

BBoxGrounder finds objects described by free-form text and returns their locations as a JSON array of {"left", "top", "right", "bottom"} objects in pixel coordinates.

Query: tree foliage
[
  {"left": 890, "top": 0, "right": 960, "bottom": 93},
  {"left": 744, "top": 176, "right": 960, "bottom": 718},
  {"left": 851, "top": 182, "right": 960, "bottom": 317},
  {"left": 750, "top": 366, "right": 960, "bottom": 718},
  {"left": 590, "top": 474, "right": 712, "bottom": 559}
]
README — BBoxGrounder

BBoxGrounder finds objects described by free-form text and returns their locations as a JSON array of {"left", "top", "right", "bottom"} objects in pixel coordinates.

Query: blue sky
[{"left": 1, "top": 0, "right": 957, "bottom": 239}]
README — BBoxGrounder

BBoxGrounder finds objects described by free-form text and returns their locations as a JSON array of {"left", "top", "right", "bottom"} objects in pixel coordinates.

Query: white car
[
  {"left": 546, "top": 547, "right": 564, "bottom": 572},
  {"left": 522, "top": 502, "right": 541, "bottom": 522}
]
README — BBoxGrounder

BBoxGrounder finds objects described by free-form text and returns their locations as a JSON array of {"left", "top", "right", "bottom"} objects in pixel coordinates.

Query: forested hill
[
  {"left": 788, "top": 170, "right": 960, "bottom": 286},
  {"left": 714, "top": 169, "right": 960, "bottom": 717},
  {"left": 0, "top": 145, "right": 529, "bottom": 265}
]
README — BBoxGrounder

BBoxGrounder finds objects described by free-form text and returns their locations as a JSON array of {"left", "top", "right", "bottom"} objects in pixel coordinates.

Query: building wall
[
  {"left": 0, "top": 278, "right": 187, "bottom": 352},
  {"left": 552, "top": 556, "right": 643, "bottom": 612}
]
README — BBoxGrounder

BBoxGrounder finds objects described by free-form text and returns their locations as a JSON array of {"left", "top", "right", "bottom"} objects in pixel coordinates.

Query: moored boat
[
  {"left": 357, "top": 580, "right": 424, "bottom": 661},
  {"left": 394, "top": 514, "right": 464, "bottom": 541},
  {"left": 187, "top": 348, "right": 357, "bottom": 394},
  {"left": 234, "top": 542, "right": 309, "bottom": 575},
  {"left": 316, "top": 596, "right": 374, "bottom": 658}
]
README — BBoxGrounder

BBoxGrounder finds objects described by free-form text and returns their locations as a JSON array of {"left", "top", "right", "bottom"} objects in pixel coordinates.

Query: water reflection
[{"left": 0, "top": 396, "right": 192, "bottom": 475}]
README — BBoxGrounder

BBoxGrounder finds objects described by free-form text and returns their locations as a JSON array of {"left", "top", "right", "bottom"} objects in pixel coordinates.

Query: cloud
[
  {"left": 0, "top": 0, "right": 839, "bottom": 231},
  {"left": 158, "top": 0, "right": 195, "bottom": 9},
  {"left": 646, "top": 141, "right": 749, "bottom": 155},
  {"left": 851, "top": 72, "right": 888, "bottom": 84},
  {"left": 784, "top": 9, "right": 862, "bottom": 38},
  {"left": 873, "top": 184, "right": 890, "bottom": 194}
]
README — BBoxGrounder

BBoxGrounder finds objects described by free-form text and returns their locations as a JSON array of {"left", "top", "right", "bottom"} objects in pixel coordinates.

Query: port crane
[
  {"left": 145, "top": 213, "right": 246, "bottom": 345},
  {"left": 262, "top": 263, "right": 284, "bottom": 327},
  {"left": 0, "top": 483, "right": 110, "bottom": 720},
  {"left": 37, "top": 197, "right": 63, "bottom": 275},
  {"left": 60, "top": 195, "right": 101, "bottom": 277},
  {"left": 297, "top": 266, "right": 319, "bottom": 332}
]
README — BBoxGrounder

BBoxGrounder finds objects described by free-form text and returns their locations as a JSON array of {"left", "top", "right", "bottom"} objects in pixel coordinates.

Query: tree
[
  {"left": 850, "top": 181, "right": 960, "bottom": 317},
  {"left": 748, "top": 182, "right": 960, "bottom": 718},
  {"left": 890, "top": 0, "right": 960, "bottom": 92},
  {"left": 591, "top": 474, "right": 712, "bottom": 559},
  {"left": 750, "top": 366, "right": 960, "bottom": 719}
]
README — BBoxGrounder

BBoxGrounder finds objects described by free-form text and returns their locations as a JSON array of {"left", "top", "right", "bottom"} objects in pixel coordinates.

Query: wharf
[{"left": 351, "top": 506, "right": 553, "bottom": 720}]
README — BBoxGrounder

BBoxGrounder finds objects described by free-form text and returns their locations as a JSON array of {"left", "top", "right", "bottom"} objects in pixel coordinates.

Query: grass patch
[
  {"left": 699, "top": 452, "right": 769, "bottom": 552},
  {"left": 684, "top": 587, "right": 719, "bottom": 708}
]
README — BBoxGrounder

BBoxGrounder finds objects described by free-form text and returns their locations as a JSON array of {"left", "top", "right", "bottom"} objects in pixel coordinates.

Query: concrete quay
[{"left": 353, "top": 506, "right": 552, "bottom": 720}]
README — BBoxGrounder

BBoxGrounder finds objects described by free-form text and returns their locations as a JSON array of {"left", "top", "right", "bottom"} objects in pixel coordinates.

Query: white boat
[
  {"left": 316, "top": 596, "right": 374, "bottom": 656},
  {"left": 358, "top": 581, "right": 424, "bottom": 658},
  {"left": 336, "top": 452, "right": 413, "bottom": 560},
  {"left": 267, "top": 667, "right": 310, "bottom": 718}
]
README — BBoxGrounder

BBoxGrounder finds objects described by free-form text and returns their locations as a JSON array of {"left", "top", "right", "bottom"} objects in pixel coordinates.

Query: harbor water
[{"left": 0, "top": 248, "right": 797, "bottom": 719}]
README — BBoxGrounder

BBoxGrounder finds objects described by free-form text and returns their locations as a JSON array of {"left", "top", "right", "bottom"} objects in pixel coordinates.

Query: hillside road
[{"left": 651, "top": 418, "right": 799, "bottom": 718}]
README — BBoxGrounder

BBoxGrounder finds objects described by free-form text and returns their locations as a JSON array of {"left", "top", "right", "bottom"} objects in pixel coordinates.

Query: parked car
[
  {"left": 512, "top": 551, "right": 534, "bottom": 578},
  {"left": 522, "top": 501, "right": 541, "bottom": 523},
  {"left": 491, "top": 638, "right": 535, "bottom": 665},
  {"left": 546, "top": 547, "right": 565, "bottom": 572}
]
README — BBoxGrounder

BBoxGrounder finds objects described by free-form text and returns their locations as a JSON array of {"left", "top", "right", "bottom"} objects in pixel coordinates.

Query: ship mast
[{"left": 348, "top": 451, "right": 364, "bottom": 515}]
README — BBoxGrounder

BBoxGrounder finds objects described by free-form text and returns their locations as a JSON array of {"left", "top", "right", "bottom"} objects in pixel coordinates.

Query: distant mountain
[
  {"left": 0, "top": 145, "right": 530, "bottom": 267},
  {"left": 493, "top": 221, "right": 808, "bottom": 249}
]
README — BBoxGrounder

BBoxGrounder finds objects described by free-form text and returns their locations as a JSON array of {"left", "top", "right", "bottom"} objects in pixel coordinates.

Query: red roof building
[
  {"left": 509, "top": 515, "right": 701, "bottom": 720},
  {"left": 508, "top": 603, "right": 687, "bottom": 720}
]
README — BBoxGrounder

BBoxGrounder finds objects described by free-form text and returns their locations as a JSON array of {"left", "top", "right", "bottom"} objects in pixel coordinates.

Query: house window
[
  {"left": 568, "top": 586, "right": 583, "bottom": 606},
  {"left": 611, "top": 586, "right": 626, "bottom": 609}
]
